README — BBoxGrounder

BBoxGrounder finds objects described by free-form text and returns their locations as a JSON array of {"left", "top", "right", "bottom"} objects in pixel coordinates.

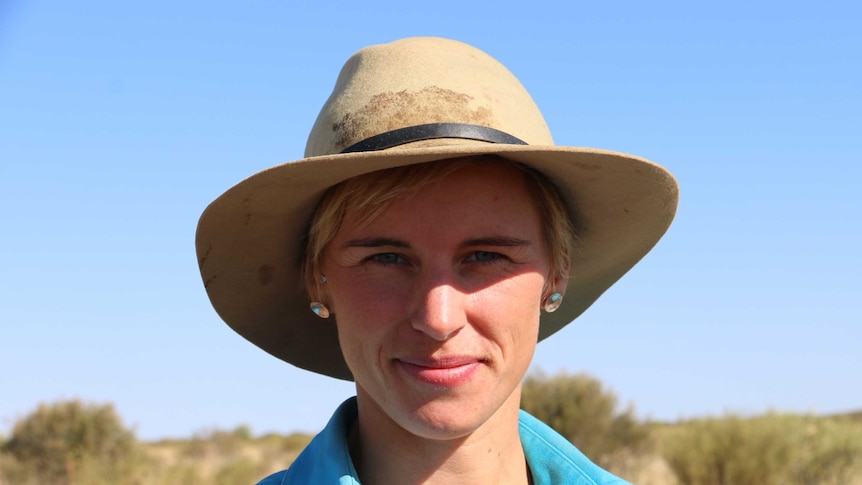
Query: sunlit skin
[{"left": 320, "top": 161, "right": 563, "bottom": 484}]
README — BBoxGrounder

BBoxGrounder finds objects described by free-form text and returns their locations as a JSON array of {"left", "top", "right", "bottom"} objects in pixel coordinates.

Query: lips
[{"left": 395, "top": 356, "right": 483, "bottom": 387}]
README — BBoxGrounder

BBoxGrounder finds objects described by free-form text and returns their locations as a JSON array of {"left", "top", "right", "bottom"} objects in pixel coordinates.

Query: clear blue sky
[{"left": 2, "top": 1, "right": 860, "bottom": 441}]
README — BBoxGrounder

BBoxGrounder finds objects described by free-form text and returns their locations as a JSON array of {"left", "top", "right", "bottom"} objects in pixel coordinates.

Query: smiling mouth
[{"left": 395, "top": 357, "right": 485, "bottom": 387}]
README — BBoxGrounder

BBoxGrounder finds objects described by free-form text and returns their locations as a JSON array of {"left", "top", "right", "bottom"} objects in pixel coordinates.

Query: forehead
[{"left": 337, "top": 160, "right": 543, "bottom": 241}]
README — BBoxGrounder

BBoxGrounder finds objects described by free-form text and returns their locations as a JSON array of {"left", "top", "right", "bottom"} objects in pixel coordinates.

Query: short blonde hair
[{"left": 302, "top": 156, "right": 576, "bottom": 301}]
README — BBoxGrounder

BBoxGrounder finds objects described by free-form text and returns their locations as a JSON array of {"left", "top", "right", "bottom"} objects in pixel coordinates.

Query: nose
[{"left": 410, "top": 280, "right": 468, "bottom": 341}]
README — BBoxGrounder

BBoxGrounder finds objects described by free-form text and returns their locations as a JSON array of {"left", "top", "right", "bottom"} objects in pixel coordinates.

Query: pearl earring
[
  {"left": 310, "top": 301, "right": 331, "bottom": 319},
  {"left": 543, "top": 292, "right": 563, "bottom": 313}
]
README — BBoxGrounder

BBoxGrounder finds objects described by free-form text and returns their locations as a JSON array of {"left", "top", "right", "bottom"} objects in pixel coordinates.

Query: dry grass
[
  {"left": 135, "top": 430, "right": 311, "bottom": 485},
  {"left": 0, "top": 425, "right": 312, "bottom": 485},
  {"left": 3, "top": 397, "right": 860, "bottom": 484}
]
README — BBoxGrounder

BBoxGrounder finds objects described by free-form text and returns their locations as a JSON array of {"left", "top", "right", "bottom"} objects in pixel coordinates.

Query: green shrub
[
  {"left": 661, "top": 413, "right": 796, "bottom": 485},
  {"left": 793, "top": 416, "right": 862, "bottom": 485},
  {"left": 0, "top": 399, "right": 143, "bottom": 484},
  {"left": 660, "top": 413, "right": 862, "bottom": 485},
  {"left": 280, "top": 432, "right": 313, "bottom": 452},
  {"left": 520, "top": 371, "right": 649, "bottom": 466},
  {"left": 231, "top": 424, "right": 253, "bottom": 441}
]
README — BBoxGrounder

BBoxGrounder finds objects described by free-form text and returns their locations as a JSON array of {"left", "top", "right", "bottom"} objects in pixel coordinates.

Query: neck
[{"left": 349, "top": 391, "right": 530, "bottom": 485}]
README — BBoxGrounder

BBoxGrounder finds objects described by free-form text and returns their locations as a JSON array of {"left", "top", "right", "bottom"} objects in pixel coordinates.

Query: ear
[
  {"left": 549, "top": 262, "right": 570, "bottom": 297},
  {"left": 309, "top": 272, "right": 336, "bottom": 315}
]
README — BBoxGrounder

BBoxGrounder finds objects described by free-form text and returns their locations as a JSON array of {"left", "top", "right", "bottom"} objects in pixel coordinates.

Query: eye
[
  {"left": 370, "top": 253, "right": 403, "bottom": 265},
  {"left": 466, "top": 251, "right": 502, "bottom": 263}
]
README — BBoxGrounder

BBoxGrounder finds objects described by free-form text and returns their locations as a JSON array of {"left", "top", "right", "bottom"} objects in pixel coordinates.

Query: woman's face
[{"left": 321, "top": 161, "right": 552, "bottom": 440}]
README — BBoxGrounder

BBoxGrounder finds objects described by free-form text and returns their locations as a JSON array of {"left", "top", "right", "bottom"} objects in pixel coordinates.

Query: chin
[{"left": 393, "top": 395, "right": 500, "bottom": 441}]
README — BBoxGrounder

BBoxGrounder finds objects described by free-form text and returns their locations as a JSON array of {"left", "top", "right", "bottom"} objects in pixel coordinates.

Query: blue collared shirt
[{"left": 259, "top": 398, "right": 630, "bottom": 484}]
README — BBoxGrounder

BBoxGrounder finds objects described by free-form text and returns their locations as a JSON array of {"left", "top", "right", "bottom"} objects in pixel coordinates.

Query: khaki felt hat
[{"left": 196, "top": 37, "right": 679, "bottom": 380}]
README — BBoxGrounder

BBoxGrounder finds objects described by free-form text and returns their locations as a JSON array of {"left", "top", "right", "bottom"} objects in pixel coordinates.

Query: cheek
[
  {"left": 472, "top": 273, "right": 544, "bottom": 337},
  {"left": 331, "top": 287, "right": 411, "bottom": 385},
  {"left": 482, "top": 270, "right": 544, "bottom": 308},
  {"left": 328, "top": 273, "right": 411, "bottom": 351}
]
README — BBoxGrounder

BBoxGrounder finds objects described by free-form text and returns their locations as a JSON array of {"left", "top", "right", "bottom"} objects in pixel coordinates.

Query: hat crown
[{"left": 305, "top": 37, "right": 554, "bottom": 157}]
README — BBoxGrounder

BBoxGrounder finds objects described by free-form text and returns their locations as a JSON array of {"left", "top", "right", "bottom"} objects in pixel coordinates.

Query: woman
[{"left": 196, "top": 37, "right": 678, "bottom": 484}]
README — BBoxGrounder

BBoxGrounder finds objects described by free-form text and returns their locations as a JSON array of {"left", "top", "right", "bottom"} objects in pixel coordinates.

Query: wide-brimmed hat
[{"left": 196, "top": 37, "right": 679, "bottom": 380}]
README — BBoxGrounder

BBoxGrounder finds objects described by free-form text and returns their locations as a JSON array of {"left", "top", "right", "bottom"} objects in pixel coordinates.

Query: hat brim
[{"left": 196, "top": 143, "right": 679, "bottom": 380}]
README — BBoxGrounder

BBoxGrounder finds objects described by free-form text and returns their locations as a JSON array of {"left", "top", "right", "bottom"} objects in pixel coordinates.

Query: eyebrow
[
  {"left": 459, "top": 236, "right": 532, "bottom": 248},
  {"left": 342, "top": 237, "right": 411, "bottom": 249},
  {"left": 341, "top": 236, "right": 531, "bottom": 249}
]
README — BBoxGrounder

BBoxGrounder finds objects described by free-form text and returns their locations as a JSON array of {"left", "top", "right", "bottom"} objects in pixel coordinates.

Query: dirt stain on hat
[{"left": 333, "top": 86, "right": 494, "bottom": 150}]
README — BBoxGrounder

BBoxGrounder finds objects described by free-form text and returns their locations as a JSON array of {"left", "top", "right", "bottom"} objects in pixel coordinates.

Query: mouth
[{"left": 395, "top": 356, "right": 485, "bottom": 387}]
